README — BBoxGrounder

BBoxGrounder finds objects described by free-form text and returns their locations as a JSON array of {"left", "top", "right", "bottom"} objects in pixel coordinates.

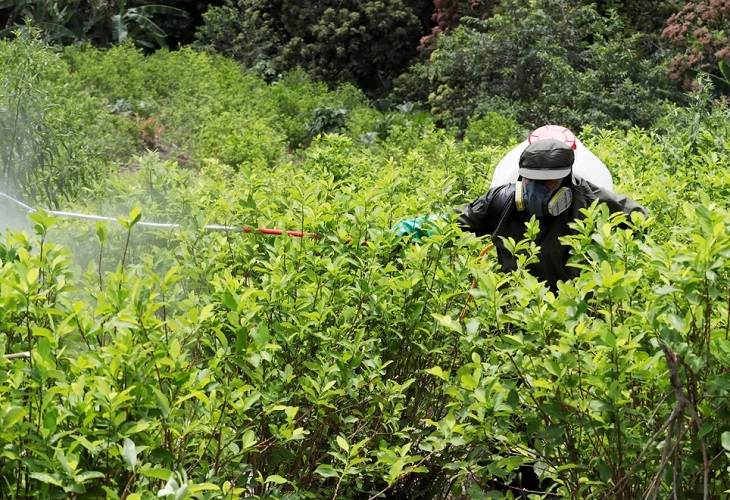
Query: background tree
[
  {"left": 0, "top": 0, "right": 198, "bottom": 49},
  {"left": 594, "top": 0, "right": 682, "bottom": 36},
  {"left": 418, "top": 0, "right": 498, "bottom": 52},
  {"left": 135, "top": 0, "right": 224, "bottom": 47},
  {"left": 194, "top": 0, "right": 434, "bottom": 95},
  {"left": 394, "top": 0, "right": 681, "bottom": 132},
  {"left": 661, "top": 0, "right": 730, "bottom": 94}
]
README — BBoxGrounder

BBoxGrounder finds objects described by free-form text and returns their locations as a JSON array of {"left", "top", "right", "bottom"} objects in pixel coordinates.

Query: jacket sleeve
[
  {"left": 585, "top": 180, "right": 648, "bottom": 219},
  {"left": 455, "top": 184, "right": 514, "bottom": 237}
]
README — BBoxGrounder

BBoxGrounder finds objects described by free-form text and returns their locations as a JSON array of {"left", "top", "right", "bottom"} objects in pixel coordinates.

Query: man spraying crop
[{"left": 394, "top": 130, "right": 647, "bottom": 291}]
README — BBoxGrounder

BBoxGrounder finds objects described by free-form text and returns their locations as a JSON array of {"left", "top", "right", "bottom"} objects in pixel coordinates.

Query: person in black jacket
[
  {"left": 455, "top": 138, "right": 647, "bottom": 290},
  {"left": 394, "top": 138, "right": 648, "bottom": 289}
]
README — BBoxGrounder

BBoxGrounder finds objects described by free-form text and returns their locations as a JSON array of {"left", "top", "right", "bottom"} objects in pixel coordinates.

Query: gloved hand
[{"left": 391, "top": 214, "right": 445, "bottom": 241}]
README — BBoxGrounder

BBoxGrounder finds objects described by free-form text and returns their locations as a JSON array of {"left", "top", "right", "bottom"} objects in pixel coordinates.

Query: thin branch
[
  {"left": 3, "top": 351, "right": 31, "bottom": 360},
  {"left": 646, "top": 416, "right": 676, "bottom": 500},
  {"left": 663, "top": 343, "right": 708, "bottom": 499},
  {"left": 366, "top": 449, "right": 439, "bottom": 500},
  {"left": 605, "top": 342, "right": 699, "bottom": 499}
]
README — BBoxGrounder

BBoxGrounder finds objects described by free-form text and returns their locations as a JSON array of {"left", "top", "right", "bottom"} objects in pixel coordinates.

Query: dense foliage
[
  {"left": 0, "top": 33, "right": 100, "bottom": 207},
  {"left": 662, "top": 0, "right": 730, "bottom": 93},
  {"left": 2, "top": 38, "right": 730, "bottom": 498},
  {"left": 0, "top": 0, "right": 197, "bottom": 48},
  {"left": 195, "top": 0, "right": 433, "bottom": 94},
  {"left": 394, "top": 0, "right": 682, "bottom": 132},
  {"left": 4, "top": 1, "right": 730, "bottom": 136},
  {"left": 60, "top": 43, "right": 374, "bottom": 166}
]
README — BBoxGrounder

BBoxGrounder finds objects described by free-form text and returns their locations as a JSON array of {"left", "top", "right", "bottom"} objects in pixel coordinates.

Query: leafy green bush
[
  {"left": 0, "top": 33, "right": 102, "bottom": 208},
  {"left": 194, "top": 111, "right": 285, "bottom": 168},
  {"left": 58, "top": 45, "right": 376, "bottom": 165},
  {"left": 4, "top": 33, "right": 730, "bottom": 499},
  {"left": 463, "top": 110, "right": 525, "bottom": 149},
  {"left": 257, "top": 70, "right": 377, "bottom": 150}
]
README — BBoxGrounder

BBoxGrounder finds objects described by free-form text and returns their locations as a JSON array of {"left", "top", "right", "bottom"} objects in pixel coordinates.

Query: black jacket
[{"left": 456, "top": 176, "right": 648, "bottom": 290}]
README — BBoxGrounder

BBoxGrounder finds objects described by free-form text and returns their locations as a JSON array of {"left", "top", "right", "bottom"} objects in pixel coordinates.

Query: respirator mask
[{"left": 515, "top": 179, "right": 572, "bottom": 218}]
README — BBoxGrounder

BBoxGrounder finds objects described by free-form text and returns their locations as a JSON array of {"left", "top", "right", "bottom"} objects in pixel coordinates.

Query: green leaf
[
  {"left": 388, "top": 459, "right": 405, "bottom": 484},
  {"left": 597, "top": 462, "right": 613, "bottom": 482},
  {"left": 222, "top": 291, "right": 238, "bottom": 311},
  {"left": 602, "top": 330, "right": 616, "bottom": 348},
  {"left": 719, "top": 60, "right": 730, "bottom": 82},
  {"left": 315, "top": 464, "right": 340, "bottom": 478},
  {"left": 241, "top": 429, "right": 259, "bottom": 451},
  {"left": 539, "top": 403, "right": 566, "bottom": 422},
  {"left": 75, "top": 471, "right": 105, "bottom": 483},
  {"left": 129, "top": 207, "right": 142, "bottom": 225},
  {"left": 425, "top": 365, "right": 448, "bottom": 381},
  {"left": 336, "top": 435, "right": 349, "bottom": 453},
  {"left": 153, "top": 388, "right": 170, "bottom": 419},
  {"left": 95, "top": 221, "right": 108, "bottom": 244},
  {"left": 698, "top": 423, "right": 714, "bottom": 440},
  {"left": 3, "top": 406, "right": 26, "bottom": 427},
  {"left": 655, "top": 285, "right": 680, "bottom": 295},
  {"left": 667, "top": 314, "right": 687, "bottom": 332},
  {"left": 722, "top": 432, "right": 730, "bottom": 452},
  {"left": 123, "top": 421, "right": 151, "bottom": 436},
  {"left": 460, "top": 373, "right": 478, "bottom": 390},
  {"left": 122, "top": 438, "right": 137, "bottom": 471},
  {"left": 43, "top": 408, "right": 58, "bottom": 434},
  {"left": 140, "top": 466, "right": 172, "bottom": 480},
  {"left": 30, "top": 472, "right": 63, "bottom": 486},
  {"left": 187, "top": 484, "right": 220, "bottom": 493},
  {"left": 27, "top": 266, "right": 39, "bottom": 286},
  {"left": 432, "top": 313, "right": 462, "bottom": 332},
  {"left": 264, "top": 474, "right": 288, "bottom": 484}
]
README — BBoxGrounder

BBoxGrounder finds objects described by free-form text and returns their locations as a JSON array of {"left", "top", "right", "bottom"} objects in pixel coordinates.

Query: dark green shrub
[
  {"left": 396, "top": 0, "right": 680, "bottom": 132},
  {"left": 195, "top": 0, "right": 431, "bottom": 95},
  {"left": 261, "top": 70, "right": 374, "bottom": 150},
  {"left": 304, "top": 107, "right": 349, "bottom": 143},
  {"left": 0, "top": 0, "right": 190, "bottom": 49}
]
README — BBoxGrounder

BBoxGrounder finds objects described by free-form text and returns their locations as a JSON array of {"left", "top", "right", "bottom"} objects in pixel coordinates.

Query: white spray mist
[{"left": 0, "top": 188, "right": 33, "bottom": 235}]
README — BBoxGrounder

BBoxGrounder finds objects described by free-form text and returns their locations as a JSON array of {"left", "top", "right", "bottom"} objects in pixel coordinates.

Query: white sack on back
[{"left": 490, "top": 138, "right": 614, "bottom": 192}]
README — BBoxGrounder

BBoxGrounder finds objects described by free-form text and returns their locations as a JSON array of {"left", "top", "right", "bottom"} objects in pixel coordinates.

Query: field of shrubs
[{"left": 2, "top": 36, "right": 730, "bottom": 498}]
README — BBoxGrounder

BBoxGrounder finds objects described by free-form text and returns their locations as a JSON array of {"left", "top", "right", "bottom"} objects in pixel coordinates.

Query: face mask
[{"left": 516, "top": 180, "right": 572, "bottom": 217}]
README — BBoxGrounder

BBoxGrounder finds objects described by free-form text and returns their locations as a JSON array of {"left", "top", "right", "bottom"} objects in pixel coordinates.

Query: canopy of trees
[{"left": 2, "top": 0, "right": 729, "bottom": 133}]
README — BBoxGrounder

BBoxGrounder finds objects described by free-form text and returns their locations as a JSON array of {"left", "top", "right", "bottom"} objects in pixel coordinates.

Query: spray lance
[
  {"left": 0, "top": 190, "right": 328, "bottom": 238},
  {"left": 0, "top": 189, "right": 349, "bottom": 360}
]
